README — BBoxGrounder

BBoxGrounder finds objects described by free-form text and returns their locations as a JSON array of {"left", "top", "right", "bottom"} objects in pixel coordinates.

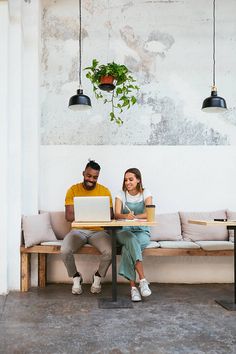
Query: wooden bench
[{"left": 20, "top": 244, "right": 233, "bottom": 292}]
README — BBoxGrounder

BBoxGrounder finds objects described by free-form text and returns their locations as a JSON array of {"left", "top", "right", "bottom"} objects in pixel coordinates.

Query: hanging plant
[{"left": 84, "top": 59, "right": 139, "bottom": 125}]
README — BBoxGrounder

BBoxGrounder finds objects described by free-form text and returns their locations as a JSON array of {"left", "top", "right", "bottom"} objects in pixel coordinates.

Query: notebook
[{"left": 74, "top": 196, "right": 111, "bottom": 222}]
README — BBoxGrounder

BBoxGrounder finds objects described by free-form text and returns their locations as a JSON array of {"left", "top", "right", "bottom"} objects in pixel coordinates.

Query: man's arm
[
  {"left": 110, "top": 207, "right": 114, "bottom": 220},
  {"left": 65, "top": 205, "right": 74, "bottom": 222}
]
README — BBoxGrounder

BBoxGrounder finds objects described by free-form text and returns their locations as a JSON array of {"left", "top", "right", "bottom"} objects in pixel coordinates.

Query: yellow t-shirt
[
  {"left": 65, "top": 183, "right": 112, "bottom": 206},
  {"left": 65, "top": 182, "right": 113, "bottom": 230}
]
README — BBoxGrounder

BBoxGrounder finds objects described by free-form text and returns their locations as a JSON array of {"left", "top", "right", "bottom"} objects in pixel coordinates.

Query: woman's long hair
[{"left": 122, "top": 168, "right": 144, "bottom": 193}]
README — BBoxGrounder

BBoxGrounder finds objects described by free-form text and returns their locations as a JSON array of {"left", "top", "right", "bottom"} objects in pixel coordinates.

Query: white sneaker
[
  {"left": 90, "top": 274, "right": 102, "bottom": 294},
  {"left": 72, "top": 276, "right": 83, "bottom": 295},
  {"left": 131, "top": 287, "right": 142, "bottom": 302},
  {"left": 139, "top": 279, "right": 151, "bottom": 297}
]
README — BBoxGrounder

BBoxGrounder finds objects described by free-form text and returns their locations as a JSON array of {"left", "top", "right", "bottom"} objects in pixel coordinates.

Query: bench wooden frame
[{"left": 20, "top": 244, "right": 233, "bottom": 292}]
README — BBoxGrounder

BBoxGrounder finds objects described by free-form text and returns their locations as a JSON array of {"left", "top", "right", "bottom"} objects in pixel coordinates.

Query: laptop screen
[{"left": 74, "top": 196, "right": 111, "bottom": 222}]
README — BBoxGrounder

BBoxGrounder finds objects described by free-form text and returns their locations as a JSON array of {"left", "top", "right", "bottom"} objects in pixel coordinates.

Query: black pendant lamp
[
  {"left": 202, "top": 0, "right": 227, "bottom": 113},
  {"left": 68, "top": 0, "right": 91, "bottom": 111}
]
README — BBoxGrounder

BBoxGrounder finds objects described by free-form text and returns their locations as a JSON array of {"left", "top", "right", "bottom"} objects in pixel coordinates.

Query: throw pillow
[
  {"left": 150, "top": 212, "right": 182, "bottom": 241},
  {"left": 40, "top": 211, "right": 71, "bottom": 239},
  {"left": 23, "top": 213, "right": 57, "bottom": 247},
  {"left": 179, "top": 210, "right": 228, "bottom": 241}
]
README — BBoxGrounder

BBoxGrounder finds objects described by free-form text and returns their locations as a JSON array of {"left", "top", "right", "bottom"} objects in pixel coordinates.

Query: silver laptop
[{"left": 74, "top": 196, "right": 111, "bottom": 222}]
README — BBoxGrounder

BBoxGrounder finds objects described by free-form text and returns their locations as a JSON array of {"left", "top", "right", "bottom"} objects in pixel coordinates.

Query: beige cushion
[
  {"left": 49, "top": 211, "right": 71, "bottom": 239},
  {"left": 145, "top": 241, "right": 160, "bottom": 249},
  {"left": 226, "top": 210, "right": 236, "bottom": 242},
  {"left": 179, "top": 210, "right": 228, "bottom": 241},
  {"left": 159, "top": 241, "right": 200, "bottom": 249},
  {"left": 40, "top": 211, "right": 71, "bottom": 239},
  {"left": 150, "top": 213, "right": 182, "bottom": 241},
  {"left": 196, "top": 241, "right": 234, "bottom": 251},
  {"left": 41, "top": 240, "right": 63, "bottom": 246},
  {"left": 23, "top": 213, "right": 57, "bottom": 248}
]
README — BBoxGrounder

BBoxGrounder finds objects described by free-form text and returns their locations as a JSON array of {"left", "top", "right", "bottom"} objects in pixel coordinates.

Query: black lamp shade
[
  {"left": 68, "top": 89, "right": 92, "bottom": 111},
  {"left": 202, "top": 89, "right": 227, "bottom": 113}
]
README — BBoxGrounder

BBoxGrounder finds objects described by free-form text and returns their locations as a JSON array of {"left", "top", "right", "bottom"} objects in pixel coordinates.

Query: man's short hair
[{"left": 85, "top": 160, "right": 101, "bottom": 171}]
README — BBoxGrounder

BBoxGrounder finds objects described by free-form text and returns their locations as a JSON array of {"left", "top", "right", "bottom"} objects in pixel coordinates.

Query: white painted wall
[
  {"left": 21, "top": 0, "right": 40, "bottom": 216},
  {"left": 6, "top": 0, "right": 22, "bottom": 292},
  {"left": 40, "top": 145, "right": 235, "bottom": 284},
  {"left": 40, "top": 145, "right": 236, "bottom": 213},
  {"left": 0, "top": 1, "right": 9, "bottom": 295}
]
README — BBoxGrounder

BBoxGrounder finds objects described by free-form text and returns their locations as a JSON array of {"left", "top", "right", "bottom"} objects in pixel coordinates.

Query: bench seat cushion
[
  {"left": 179, "top": 210, "right": 228, "bottom": 241},
  {"left": 145, "top": 241, "right": 160, "bottom": 248},
  {"left": 150, "top": 213, "right": 182, "bottom": 241},
  {"left": 195, "top": 241, "right": 234, "bottom": 251},
  {"left": 226, "top": 210, "right": 236, "bottom": 242},
  {"left": 41, "top": 240, "right": 161, "bottom": 249},
  {"left": 41, "top": 240, "right": 63, "bottom": 246},
  {"left": 159, "top": 241, "right": 200, "bottom": 249}
]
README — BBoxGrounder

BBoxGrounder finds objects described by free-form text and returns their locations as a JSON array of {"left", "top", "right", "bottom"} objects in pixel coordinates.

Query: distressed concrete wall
[{"left": 41, "top": 0, "right": 236, "bottom": 145}]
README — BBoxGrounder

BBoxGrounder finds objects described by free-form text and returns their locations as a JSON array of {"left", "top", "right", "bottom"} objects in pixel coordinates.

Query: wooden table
[
  {"left": 189, "top": 219, "right": 236, "bottom": 311},
  {"left": 72, "top": 219, "right": 157, "bottom": 308}
]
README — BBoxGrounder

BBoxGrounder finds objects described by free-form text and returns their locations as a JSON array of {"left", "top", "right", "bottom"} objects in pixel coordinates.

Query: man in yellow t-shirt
[{"left": 61, "top": 160, "right": 113, "bottom": 295}]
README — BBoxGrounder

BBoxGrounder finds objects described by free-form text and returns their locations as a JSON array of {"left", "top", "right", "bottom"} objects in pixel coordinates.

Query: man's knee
[
  {"left": 60, "top": 243, "right": 73, "bottom": 255},
  {"left": 61, "top": 231, "right": 86, "bottom": 254},
  {"left": 99, "top": 233, "right": 112, "bottom": 259}
]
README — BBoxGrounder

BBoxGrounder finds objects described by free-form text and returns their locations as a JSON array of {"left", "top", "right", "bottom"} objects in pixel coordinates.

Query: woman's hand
[{"left": 126, "top": 212, "right": 136, "bottom": 220}]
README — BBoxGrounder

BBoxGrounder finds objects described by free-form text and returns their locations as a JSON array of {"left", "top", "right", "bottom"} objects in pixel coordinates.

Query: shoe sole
[
  {"left": 72, "top": 289, "right": 83, "bottom": 295},
  {"left": 90, "top": 287, "right": 101, "bottom": 294},
  {"left": 140, "top": 291, "right": 152, "bottom": 297},
  {"left": 131, "top": 298, "right": 142, "bottom": 302}
]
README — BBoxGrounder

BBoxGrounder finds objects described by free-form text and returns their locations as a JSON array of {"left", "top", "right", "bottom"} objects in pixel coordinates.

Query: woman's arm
[
  {"left": 114, "top": 197, "right": 136, "bottom": 220},
  {"left": 134, "top": 196, "right": 153, "bottom": 219}
]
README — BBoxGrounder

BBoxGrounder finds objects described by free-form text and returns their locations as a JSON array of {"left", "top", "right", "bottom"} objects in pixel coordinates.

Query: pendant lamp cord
[
  {"left": 79, "top": 0, "right": 82, "bottom": 87},
  {"left": 213, "top": 0, "right": 216, "bottom": 87}
]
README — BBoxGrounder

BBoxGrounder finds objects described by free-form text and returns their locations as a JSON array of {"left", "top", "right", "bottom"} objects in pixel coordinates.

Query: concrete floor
[{"left": 0, "top": 283, "right": 235, "bottom": 354}]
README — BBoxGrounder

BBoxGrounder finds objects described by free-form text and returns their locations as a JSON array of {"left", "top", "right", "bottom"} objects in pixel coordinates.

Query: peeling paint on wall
[{"left": 41, "top": 0, "right": 236, "bottom": 145}]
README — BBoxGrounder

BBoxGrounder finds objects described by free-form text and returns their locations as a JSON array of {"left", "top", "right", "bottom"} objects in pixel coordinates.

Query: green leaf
[
  {"left": 92, "top": 58, "right": 99, "bottom": 68},
  {"left": 110, "top": 112, "right": 115, "bottom": 121},
  {"left": 116, "top": 117, "right": 123, "bottom": 125},
  {"left": 116, "top": 87, "right": 122, "bottom": 95}
]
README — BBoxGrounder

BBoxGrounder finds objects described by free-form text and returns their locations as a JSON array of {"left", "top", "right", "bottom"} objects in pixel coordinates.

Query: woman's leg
[
  {"left": 116, "top": 230, "right": 142, "bottom": 282},
  {"left": 134, "top": 231, "right": 152, "bottom": 297},
  {"left": 135, "top": 261, "right": 145, "bottom": 280},
  {"left": 134, "top": 231, "right": 150, "bottom": 281}
]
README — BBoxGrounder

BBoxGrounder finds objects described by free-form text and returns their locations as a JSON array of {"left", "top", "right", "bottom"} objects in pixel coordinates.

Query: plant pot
[{"left": 98, "top": 75, "right": 116, "bottom": 92}]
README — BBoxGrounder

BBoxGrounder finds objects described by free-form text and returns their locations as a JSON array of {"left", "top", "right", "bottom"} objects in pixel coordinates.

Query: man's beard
[{"left": 83, "top": 180, "right": 96, "bottom": 190}]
